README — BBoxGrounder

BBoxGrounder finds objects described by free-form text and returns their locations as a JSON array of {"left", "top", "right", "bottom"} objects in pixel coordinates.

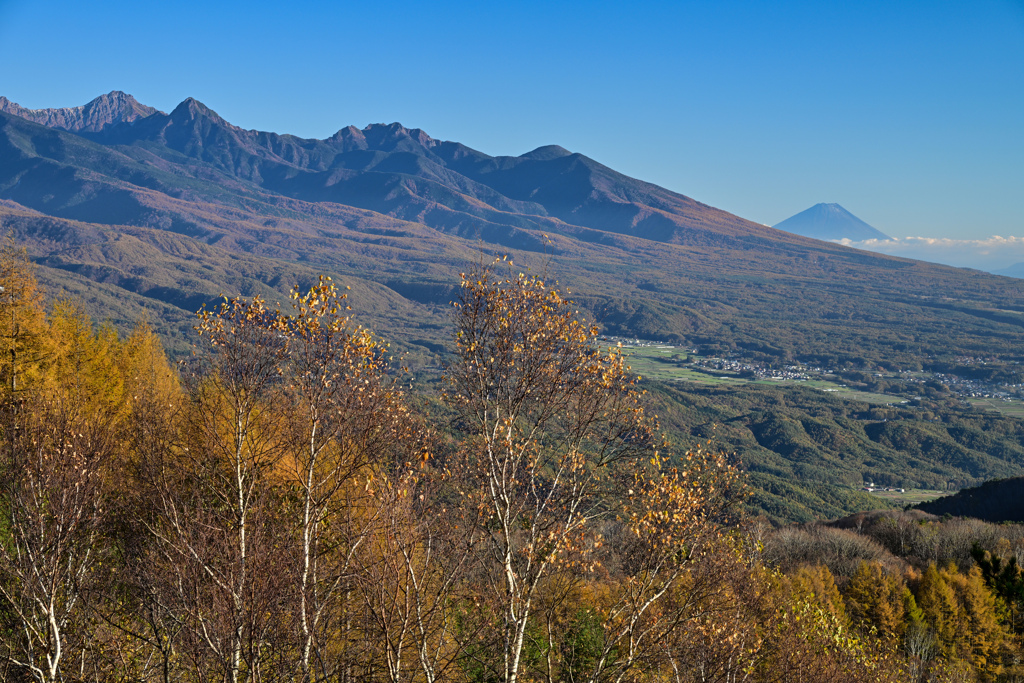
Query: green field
[
  {"left": 867, "top": 488, "right": 948, "bottom": 505},
  {"left": 619, "top": 346, "right": 903, "bottom": 405},
  {"left": 969, "top": 397, "right": 1024, "bottom": 418}
]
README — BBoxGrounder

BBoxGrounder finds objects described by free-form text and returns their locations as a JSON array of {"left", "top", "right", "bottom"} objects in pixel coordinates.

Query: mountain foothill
[{"left": 4, "top": 91, "right": 1024, "bottom": 521}]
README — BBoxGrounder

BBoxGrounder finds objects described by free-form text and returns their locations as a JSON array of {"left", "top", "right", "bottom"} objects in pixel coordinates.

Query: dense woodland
[
  {"left": 5, "top": 244, "right": 1024, "bottom": 683},
  {"left": 646, "top": 382, "right": 1024, "bottom": 524}
]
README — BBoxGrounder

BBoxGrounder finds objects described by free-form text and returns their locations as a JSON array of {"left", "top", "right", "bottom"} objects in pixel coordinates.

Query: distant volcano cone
[{"left": 774, "top": 203, "right": 890, "bottom": 241}]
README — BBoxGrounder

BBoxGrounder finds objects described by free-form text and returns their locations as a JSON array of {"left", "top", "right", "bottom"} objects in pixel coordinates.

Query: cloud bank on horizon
[{"left": 837, "top": 236, "right": 1024, "bottom": 275}]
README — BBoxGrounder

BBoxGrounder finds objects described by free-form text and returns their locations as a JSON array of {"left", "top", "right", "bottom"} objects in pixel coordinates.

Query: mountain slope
[
  {"left": 79, "top": 97, "right": 796, "bottom": 245},
  {"left": 5, "top": 93, "right": 1024, "bottom": 522},
  {"left": 916, "top": 478, "right": 1024, "bottom": 523}
]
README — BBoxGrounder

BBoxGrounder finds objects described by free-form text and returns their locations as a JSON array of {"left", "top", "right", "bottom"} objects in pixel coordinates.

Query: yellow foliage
[{"left": 0, "top": 239, "right": 50, "bottom": 395}]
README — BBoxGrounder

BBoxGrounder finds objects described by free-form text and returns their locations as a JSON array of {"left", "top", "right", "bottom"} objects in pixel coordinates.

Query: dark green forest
[{"left": 648, "top": 382, "right": 1024, "bottom": 523}]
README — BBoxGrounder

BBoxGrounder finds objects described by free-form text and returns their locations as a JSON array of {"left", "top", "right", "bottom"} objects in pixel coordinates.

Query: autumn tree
[
  {"left": 446, "top": 260, "right": 664, "bottom": 683},
  {"left": 0, "top": 250, "right": 155, "bottom": 682},
  {"left": 0, "top": 239, "right": 49, "bottom": 397},
  {"left": 355, "top": 460, "right": 483, "bottom": 683},
  {"left": 275, "top": 277, "right": 429, "bottom": 682},
  {"left": 655, "top": 536, "right": 769, "bottom": 683},
  {"left": 0, "top": 393, "right": 114, "bottom": 683},
  {"left": 916, "top": 562, "right": 1009, "bottom": 681},
  {"left": 573, "top": 447, "right": 743, "bottom": 682},
  {"left": 843, "top": 561, "right": 905, "bottom": 641},
  {"left": 949, "top": 565, "right": 1008, "bottom": 681},
  {"left": 141, "top": 294, "right": 294, "bottom": 683}
]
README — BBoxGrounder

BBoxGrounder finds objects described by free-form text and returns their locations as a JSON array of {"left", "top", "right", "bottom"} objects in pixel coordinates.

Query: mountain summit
[
  {"left": 774, "top": 203, "right": 891, "bottom": 241},
  {"left": 0, "top": 91, "right": 160, "bottom": 133}
]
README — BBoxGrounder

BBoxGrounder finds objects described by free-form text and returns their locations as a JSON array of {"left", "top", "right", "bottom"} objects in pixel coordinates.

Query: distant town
[{"left": 599, "top": 336, "right": 1024, "bottom": 407}]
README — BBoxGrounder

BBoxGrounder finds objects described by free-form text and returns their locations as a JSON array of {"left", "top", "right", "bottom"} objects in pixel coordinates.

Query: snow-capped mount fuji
[{"left": 774, "top": 203, "right": 891, "bottom": 241}]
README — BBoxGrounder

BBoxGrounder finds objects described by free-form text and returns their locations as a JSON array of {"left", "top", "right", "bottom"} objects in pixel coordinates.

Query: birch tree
[
  {"left": 446, "top": 260, "right": 656, "bottom": 683},
  {"left": 276, "top": 277, "right": 422, "bottom": 682},
  {"left": 143, "top": 295, "right": 292, "bottom": 683},
  {"left": 0, "top": 394, "right": 112, "bottom": 683}
]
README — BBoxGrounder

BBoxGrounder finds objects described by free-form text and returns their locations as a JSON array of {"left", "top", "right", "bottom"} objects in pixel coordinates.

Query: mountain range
[
  {"left": 3, "top": 91, "right": 1022, "bottom": 369},
  {"left": 7, "top": 91, "right": 1024, "bottom": 521},
  {"left": 0, "top": 91, "right": 159, "bottom": 133}
]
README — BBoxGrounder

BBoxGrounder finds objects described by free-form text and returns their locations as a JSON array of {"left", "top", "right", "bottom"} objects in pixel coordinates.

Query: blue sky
[{"left": 1, "top": 0, "right": 1021, "bottom": 256}]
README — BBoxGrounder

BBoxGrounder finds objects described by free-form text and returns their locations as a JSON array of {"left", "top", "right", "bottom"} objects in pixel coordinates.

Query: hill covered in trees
[
  {"left": 915, "top": 478, "right": 1024, "bottom": 522},
  {"left": 5, "top": 246, "right": 1024, "bottom": 683},
  {"left": 646, "top": 382, "right": 1024, "bottom": 523}
]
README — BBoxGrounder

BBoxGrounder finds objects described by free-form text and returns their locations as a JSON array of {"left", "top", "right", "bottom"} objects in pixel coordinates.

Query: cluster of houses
[
  {"left": 861, "top": 482, "right": 906, "bottom": 493},
  {"left": 597, "top": 338, "right": 1024, "bottom": 409},
  {"left": 931, "top": 372, "right": 1019, "bottom": 400},
  {"left": 597, "top": 335, "right": 691, "bottom": 351},
  {"left": 690, "top": 356, "right": 812, "bottom": 381}
]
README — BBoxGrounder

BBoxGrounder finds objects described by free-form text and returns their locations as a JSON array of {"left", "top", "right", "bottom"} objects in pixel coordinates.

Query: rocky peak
[
  {"left": 361, "top": 123, "right": 439, "bottom": 150},
  {"left": 520, "top": 145, "right": 572, "bottom": 160},
  {"left": 171, "top": 97, "right": 219, "bottom": 122},
  {"left": 0, "top": 91, "right": 160, "bottom": 133}
]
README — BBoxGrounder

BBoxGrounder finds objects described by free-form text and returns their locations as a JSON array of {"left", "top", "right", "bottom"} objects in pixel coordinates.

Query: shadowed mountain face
[
  {"left": 916, "top": 478, "right": 1024, "bottom": 523},
  {"left": 774, "top": 203, "right": 891, "bottom": 241},
  {"left": 1, "top": 93, "right": 1023, "bottom": 371},
  {"left": 66, "top": 97, "right": 782, "bottom": 246}
]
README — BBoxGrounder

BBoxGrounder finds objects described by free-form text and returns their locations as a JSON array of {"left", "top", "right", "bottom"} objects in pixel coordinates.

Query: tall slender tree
[{"left": 446, "top": 260, "right": 657, "bottom": 683}]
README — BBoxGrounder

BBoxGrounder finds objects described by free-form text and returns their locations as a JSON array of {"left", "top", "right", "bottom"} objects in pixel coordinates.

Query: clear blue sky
[{"left": 1, "top": 0, "right": 1021, "bottom": 240}]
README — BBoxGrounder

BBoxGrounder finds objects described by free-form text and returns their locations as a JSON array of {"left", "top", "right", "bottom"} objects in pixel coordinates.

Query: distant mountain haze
[
  {"left": 995, "top": 262, "right": 1024, "bottom": 279},
  {"left": 774, "top": 203, "right": 891, "bottom": 241}
]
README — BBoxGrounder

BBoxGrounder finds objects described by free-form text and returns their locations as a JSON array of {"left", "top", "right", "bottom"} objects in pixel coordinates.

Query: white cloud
[{"left": 834, "top": 236, "right": 1024, "bottom": 274}]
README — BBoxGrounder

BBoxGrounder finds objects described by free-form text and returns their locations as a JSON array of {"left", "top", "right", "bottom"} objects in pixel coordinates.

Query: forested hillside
[
  {"left": 649, "top": 383, "right": 1024, "bottom": 523},
  {"left": 4, "top": 97, "right": 1024, "bottom": 371},
  {"left": 916, "top": 478, "right": 1024, "bottom": 522}
]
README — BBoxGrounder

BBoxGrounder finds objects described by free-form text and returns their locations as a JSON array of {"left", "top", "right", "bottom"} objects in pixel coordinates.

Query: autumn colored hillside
[
  {"left": 3, "top": 246, "right": 1021, "bottom": 682},
  {"left": 2, "top": 94, "right": 1024, "bottom": 373}
]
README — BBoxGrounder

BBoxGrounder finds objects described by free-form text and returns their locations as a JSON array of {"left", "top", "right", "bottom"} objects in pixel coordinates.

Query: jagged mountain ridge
[
  {"left": 66, "top": 95, "right": 780, "bottom": 246},
  {"left": 0, "top": 91, "right": 160, "bottom": 133}
]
